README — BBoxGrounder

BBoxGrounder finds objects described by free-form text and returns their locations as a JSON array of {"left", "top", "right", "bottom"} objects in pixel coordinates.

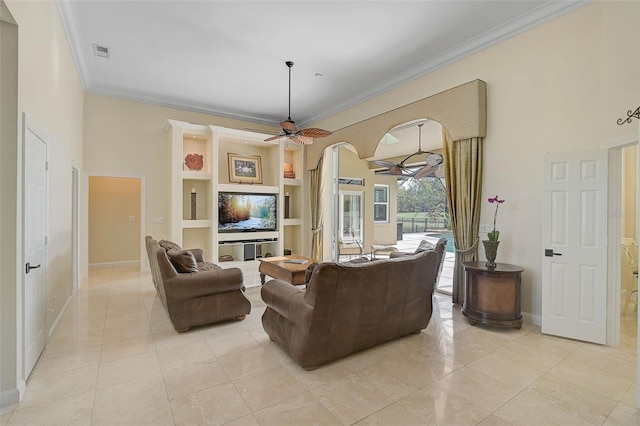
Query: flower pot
[{"left": 482, "top": 240, "right": 500, "bottom": 268}]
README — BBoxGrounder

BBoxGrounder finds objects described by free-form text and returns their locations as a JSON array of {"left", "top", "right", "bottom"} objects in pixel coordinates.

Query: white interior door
[
  {"left": 542, "top": 150, "right": 608, "bottom": 344},
  {"left": 24, "top": 126, "right": 48, "bottom": 377}
]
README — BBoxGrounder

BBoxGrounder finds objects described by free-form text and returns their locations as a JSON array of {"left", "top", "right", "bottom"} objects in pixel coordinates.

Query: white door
[
  {"left": 542, "top": 150, "right": 608, "bottom": 344},
  {"left": 24, "top": 126, "right": 48, "bottom": 377}
]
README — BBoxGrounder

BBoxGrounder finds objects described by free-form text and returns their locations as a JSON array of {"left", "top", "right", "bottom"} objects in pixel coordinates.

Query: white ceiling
[{"left": 59, "top": 0, "right": 589, "bottom": 134}]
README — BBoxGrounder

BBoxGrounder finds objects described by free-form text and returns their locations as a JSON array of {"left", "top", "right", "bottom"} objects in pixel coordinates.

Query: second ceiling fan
[
  {"left": 264, "top": 61, "right": 333, "bottom": 145},
  {"left": 375, "top": 122, "right": 444, "bottom": 178}
]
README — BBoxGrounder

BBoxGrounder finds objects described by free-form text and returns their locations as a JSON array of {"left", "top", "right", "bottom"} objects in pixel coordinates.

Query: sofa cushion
[
  {"left": 198, "top": 262, "right": 222, "bottom": 272},
  {"left": 159, "top": 239, "right": 182, "bottom": 251},
  {"left": 415, "top": 240, "right": 435, "bottom": 254},
  {"left": 167, "top": 249, "right": 199, "bottom": 273}
]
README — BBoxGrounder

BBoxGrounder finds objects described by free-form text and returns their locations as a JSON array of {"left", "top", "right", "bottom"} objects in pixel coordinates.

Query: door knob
[
  {"left": 26, "top": 262, "right": 41, "bottom": 273},
  {"left": 544, "top": 249, "right": 562, "bottom": 257}
]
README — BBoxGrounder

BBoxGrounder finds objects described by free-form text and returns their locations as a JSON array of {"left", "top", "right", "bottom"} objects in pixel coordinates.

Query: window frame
[{"left": 373, "top": 184, "right": 389, "bottom": 223}]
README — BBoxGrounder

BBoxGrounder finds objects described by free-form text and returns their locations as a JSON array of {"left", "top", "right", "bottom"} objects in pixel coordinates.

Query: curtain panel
[
  {"left": 310, "top": 153, "right": 325, "bottom": 261},
  {"left": 443, "top": 130, "right": 483, "bottom": 305}
]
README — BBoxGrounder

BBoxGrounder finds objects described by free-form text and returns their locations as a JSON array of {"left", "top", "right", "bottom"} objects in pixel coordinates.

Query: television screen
[{"left": 218, "top": 192, "right": 277, "bottom": 233}]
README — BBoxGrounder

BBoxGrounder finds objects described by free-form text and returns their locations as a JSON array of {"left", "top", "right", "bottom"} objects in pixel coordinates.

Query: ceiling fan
[
  {"left": 375, "top": 123, "right": 444, "bottom": 177},
  {"left": 264, "top": 61, "right": 333, "bottom": 145}
]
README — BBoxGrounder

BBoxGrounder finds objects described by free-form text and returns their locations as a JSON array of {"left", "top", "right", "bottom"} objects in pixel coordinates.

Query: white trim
[
  {"left": 373, "top": 184, "right": 390, "bottom": 223},
  {"left": 89, "top": 260, "right": 140, "bottom": 269},
  {"left": 56, "top": 0, "right": 592, "bottom": 128},
  {"left": 304, "top": 1, "right": 594, "bottom": 127},
  {"left": 0, "top": 386, "right": 21, "bottom": 409},
  {"left": 601, "top": 132, "right": 639, "bottom": 149},
  {"left": 607, "top": 148, "right": 623, "bottom": 346},
  {"left": 56, "top": 0, "right": 89, "bottom": 90},
  {"left": 47, "top": 294, "right": 72, "bottom": 341},
  {"left": 71, "top": 167, "right": 79, "bottom": 290}
]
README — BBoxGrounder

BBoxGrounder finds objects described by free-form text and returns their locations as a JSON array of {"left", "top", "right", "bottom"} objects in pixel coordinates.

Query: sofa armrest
[
  {"left": 261, "top": 279, "right": 309, "bottom": 323},
  {"left": 164, "top": 267, "right": 244, "bottom": 300}
]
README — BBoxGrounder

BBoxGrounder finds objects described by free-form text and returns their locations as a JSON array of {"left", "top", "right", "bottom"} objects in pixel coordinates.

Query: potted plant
[{"left": 483, "top": 195, "right": 505, "bottom": 268}]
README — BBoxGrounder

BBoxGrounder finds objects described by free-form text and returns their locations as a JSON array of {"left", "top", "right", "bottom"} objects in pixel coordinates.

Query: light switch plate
[{"left": 479, "top": 224, "right": 493, "bottom": 232}]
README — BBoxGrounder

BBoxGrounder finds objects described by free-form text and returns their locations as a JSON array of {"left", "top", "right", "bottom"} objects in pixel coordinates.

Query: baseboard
[
  {"left": 48, "top": 294, "right": 72, "bottom": 340},
  {"left": 89, "top": 260, "right": 139, "bottom": 269},
  {"left": 522, "top": 311, "right": 541, "bottom": 326},
  {"left": 1, "top": 379, "right": 24, "bottom": 409}
]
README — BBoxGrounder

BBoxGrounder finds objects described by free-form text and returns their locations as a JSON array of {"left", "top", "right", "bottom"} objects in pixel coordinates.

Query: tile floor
[{"left": 1, "top": 264, "right": 639, "bottom": 425}]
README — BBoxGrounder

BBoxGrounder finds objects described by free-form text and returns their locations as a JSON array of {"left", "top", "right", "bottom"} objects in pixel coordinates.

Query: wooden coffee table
[{"left": 258, "top": 255, "right": 315, "bottom": 286}]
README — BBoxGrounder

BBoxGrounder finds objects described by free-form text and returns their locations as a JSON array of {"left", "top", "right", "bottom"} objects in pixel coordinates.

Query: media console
[{"left": 218, "top": 239, "right": 279, "bottom": 262}]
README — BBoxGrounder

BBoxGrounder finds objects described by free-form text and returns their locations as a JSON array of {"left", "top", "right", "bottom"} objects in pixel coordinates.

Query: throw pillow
[
  {"left": 167, "top": 249, "right": 199, "bottom": 273},
  {"left": 415, "top": 240, "right": 435, "bottom": 254},
  {"left": 159, "top": 239, "right": 182, "bottom": 251}
]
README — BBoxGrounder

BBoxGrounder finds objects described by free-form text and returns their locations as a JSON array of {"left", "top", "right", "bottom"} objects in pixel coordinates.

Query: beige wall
[
  {"left": 311, "top": 1, "right": 639, "bottom": 319},
  {"left": 88, "top": 176, "right": 141, "bottom": 264},
  {"left": 82, "top": 95, "right": 278, "bottom": 268},
  {"left": 372, "top": 174, "right": 398, "bottom": 245},
  {"left": 0, "top": 0, "right": 19, "bottom": 406},
  {"left": 2, "top": 0, "right": 84, "bottom": 405}
]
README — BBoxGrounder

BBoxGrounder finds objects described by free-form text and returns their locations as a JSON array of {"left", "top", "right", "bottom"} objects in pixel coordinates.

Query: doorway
[{"left": 85, "top": 174, "right": 145, "bottom": 276}]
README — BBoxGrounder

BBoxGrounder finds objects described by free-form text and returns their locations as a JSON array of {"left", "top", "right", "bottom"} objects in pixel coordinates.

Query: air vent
[{"left": 93, "top": 44, "right": 110, "bottom": 59}]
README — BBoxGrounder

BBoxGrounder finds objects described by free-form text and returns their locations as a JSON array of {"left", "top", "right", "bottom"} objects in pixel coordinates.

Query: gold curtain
[
  {"left": 443, "top": 130, "right": 483, "bottom": 305},
  {"left": 310, "top": 153, "right": 325, "bottom": 261}
]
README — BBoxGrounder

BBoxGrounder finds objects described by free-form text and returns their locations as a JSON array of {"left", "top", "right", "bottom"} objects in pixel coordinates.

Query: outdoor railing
[{"left": 398, "top": 217, "right": 448, "bottom": 234}]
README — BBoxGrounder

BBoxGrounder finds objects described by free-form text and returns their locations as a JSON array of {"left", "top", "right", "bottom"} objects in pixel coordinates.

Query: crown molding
[
  {"left": 301, "top": 0, "right": 593, "bottom": 127},
  {"left": 57, "top": 0, "right": 90, "bottom": 90}
]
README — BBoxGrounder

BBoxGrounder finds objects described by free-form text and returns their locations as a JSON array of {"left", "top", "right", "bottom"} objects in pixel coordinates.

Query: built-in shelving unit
[{"left": 166, "top": 120, "right": 305, "bottom": 286}]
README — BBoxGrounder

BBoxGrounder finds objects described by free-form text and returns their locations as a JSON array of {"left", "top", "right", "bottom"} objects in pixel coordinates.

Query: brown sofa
[
  {"left": 261, "top": 250, "right": 438, "bottom": 370},
  {"left": 390, "top": 237, "right": 448, "bottom": 289},
  {"left": 145, "top": 236, "right": 251, "bottom": 332}
]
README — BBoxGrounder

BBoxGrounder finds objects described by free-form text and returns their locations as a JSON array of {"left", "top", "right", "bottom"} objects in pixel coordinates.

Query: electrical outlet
[
  {"left": 129, "top": 215, "right": 136, "bottom": 222},
  {"left": 479, "top": 224, "right": 493, "bottom": 232}
]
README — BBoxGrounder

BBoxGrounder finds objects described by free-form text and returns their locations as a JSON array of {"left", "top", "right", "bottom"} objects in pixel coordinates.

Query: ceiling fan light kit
[{"left": 264, "top": 61, "right": 333, "bottom": 145}]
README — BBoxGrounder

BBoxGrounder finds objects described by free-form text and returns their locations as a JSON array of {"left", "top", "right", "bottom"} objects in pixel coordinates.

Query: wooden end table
[
  {"left": 462, "top": 261, "right": 524, "bottom": 329},
  {"left": 258, "top": 255, "right": 315, "bottom": 286}
]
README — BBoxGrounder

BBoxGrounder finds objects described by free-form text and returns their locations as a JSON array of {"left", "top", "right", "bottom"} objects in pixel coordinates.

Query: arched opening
[{"left": 368, "top": 119, "right": 453, "bottom": 295}]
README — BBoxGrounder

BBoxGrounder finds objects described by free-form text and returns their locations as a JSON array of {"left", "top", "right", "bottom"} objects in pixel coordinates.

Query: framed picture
[{"left": 228, "top": 153, "right": 263, "bottom": 184}]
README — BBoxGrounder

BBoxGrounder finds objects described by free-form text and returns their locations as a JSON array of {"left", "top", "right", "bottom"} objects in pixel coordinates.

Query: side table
[{"left": 462, "top": 261, "right": 523, "bottom": 329}]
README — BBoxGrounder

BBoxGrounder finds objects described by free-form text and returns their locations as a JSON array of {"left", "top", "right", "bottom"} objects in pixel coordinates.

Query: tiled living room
[
  {"left": 2, "top": 264, "right": 637, "bottom": 425},
  {"left": 2, "top": 1, "right": 640, "bottom": 424}
]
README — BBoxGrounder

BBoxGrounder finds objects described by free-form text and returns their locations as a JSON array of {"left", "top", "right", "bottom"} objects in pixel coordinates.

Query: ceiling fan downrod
[{"left": 286, "top": 61, "right": 294, "bottom": 122}]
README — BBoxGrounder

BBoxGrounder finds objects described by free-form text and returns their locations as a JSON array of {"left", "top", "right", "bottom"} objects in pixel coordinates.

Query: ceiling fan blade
[
  {"left": 412, "top": 164, "right": 438, "bottom": 179},
  {"left": 264, "top": 134, "right": 284, "bottom": 142},
  {"left": 300, "top": 128, "right": 332, "bottom": 138},
  {"left": 280, "top": 120, "right": 298, "bottom": 133},
  {"left": 375, "top": 160, "right": 399, "bottom": 168},
  {"left": 292, "top": 135, "right": 314, "bottom": 145},
  {"left": 434, "top": 164, "right": 445, "bottom": 178}
]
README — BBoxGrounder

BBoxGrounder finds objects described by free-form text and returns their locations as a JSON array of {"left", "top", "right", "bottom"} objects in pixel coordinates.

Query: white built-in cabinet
[{"left": 165, "top": 120, "right": 304, "bottom": 286}]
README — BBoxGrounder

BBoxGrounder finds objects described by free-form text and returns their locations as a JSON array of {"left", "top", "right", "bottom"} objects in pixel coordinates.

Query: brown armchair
[{"left": 145, "top": 236, "right": 251, "bottom": 331}]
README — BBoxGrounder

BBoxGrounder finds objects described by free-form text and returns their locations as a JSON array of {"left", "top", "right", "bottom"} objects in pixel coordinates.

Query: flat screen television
[{"left": 218, "top": 192, "right": 277, "bottom": 233}]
